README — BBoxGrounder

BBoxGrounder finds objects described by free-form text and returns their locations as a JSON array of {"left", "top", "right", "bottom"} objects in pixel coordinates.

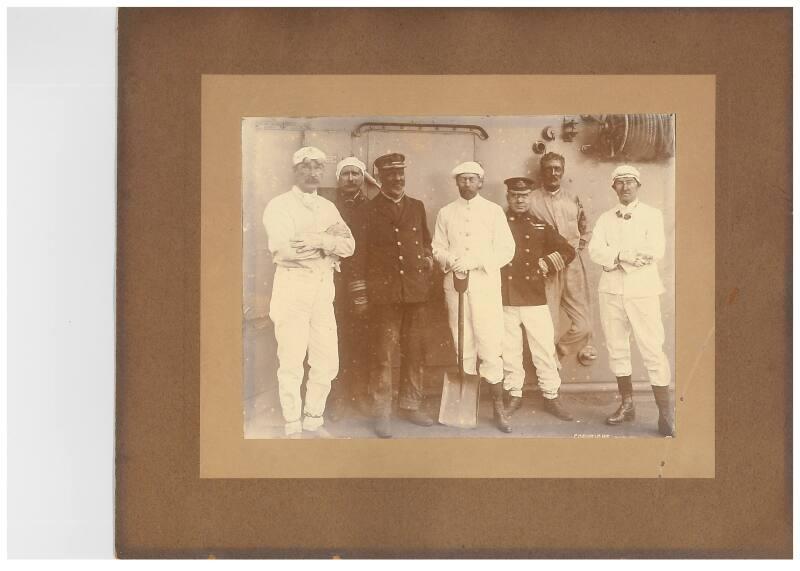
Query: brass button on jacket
[
  {"left": 349, "top": 192, "right": 433, "bottom": 305},
  {"left": 501, "top": 210, "right": 576, "bottom": 307}
]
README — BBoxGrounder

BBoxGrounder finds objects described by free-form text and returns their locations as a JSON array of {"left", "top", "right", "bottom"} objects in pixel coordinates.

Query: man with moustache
[
  {"left": 326, "top": 157, "right": 371, "bottom": 422},
  {"left": 588, "top": 165, "right": 675, "bottom": 437},
  {"left": 350, "top": 153, "right": 435, "bottom": 438},
  {"left": 500, "top": 177, "right": 576, "bottom": 421},
  {"left": 432, "top": 161, "right": 516, "bottom": 433},
  {"left": 262, "top": 146, "right": 355, "bottom": 438},
  {"left": 529, "top": 152, "right": 598, "bottom": 366}
]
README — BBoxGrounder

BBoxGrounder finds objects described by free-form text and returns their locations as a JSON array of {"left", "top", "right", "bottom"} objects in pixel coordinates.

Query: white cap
[
  {"left": 451, "top": 161, "right": 485, "bottom": 179},
  {"left": 335, "top": 156, "right": 366, "bottom": 179},
  {"left": 611, "top": 164, "right": 641, "bottom": 185},
  {"left": 292, "top": 146, "right": 326, "bottom": 166}
]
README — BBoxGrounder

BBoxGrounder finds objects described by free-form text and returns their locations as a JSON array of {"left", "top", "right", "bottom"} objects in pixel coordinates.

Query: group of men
[{"left": 262, "top": 145, "right": 675, "bottom": 439}]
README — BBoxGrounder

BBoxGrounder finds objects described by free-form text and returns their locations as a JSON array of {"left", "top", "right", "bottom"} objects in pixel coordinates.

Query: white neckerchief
[
  {"left": 617, "top": 199, "right": 640, "bottom": 215},
  {"left": 292, "top": 185, "right": 319, "bottom": 210}
]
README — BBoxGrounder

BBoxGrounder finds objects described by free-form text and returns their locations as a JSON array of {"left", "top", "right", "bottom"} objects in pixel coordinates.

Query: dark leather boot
[
  {"left": 326, "top": 396, "right": 347, "bottom": 423},
  {"left": 606, "top": 375, "right": 635, "bottom": 425},
  {"left": 489, "top": 382, "right": 512, "bottom": 433},
  {"left": 399, "top": 408, "right": 434, "bottom": 427},
  {"left": 543, "top": 396, "right": 574, "bottom": 421},
  {"left": 506, "top": 395, "right": 523, "bottom": 417},
  {"left": 651, "top": 385, "right": 676, "bottom": 437},
  {"left": 375, "top": 413, "right": 392, "bottom": 439}
]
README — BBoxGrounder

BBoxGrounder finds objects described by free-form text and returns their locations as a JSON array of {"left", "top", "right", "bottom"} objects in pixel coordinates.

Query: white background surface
[{"left": 6, "top": 7, "right": 116, "bottom": 558}]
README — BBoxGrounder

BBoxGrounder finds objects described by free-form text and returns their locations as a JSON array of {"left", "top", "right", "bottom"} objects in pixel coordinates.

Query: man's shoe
[
  {"left": 399, "top": 408, "right": 434, "bottom": 427},
  {"left": 543, "top": 396, "right": 574, "bottom": 421},
  {"left": 506, "top": 396, "right": 523, "bottom": 417},
  {"left": 375, "top": 414, "right": 393, "bottom": 439},
  {"left": 577, "top": 345, "right": 598, "bottom": 366},
  {"left": 493, "top": 408, "right": 512, "bottom": 433},
  {"left": 606, "top": 376, "right": 635, "bottom": 425},
  {"left": 306, "top": 426, "right": 334, "bottom": 439},
  {"left": 651, "top": 385, "right": 676, "bottom": 437},
  {"left": 657, "top": 415, "right": 674, "bottom": 437},
  {"left": 284, "top": 420, "right": 303, "bottom": 438},
  {"left": 489, "top": 382, "right": 512, "bottom": 433},
  {"left": 606, "top": 400, "right": 635, "bottom": 425},
  {"left": 606, "top": 397, "right": 636, "bottom": 426}
]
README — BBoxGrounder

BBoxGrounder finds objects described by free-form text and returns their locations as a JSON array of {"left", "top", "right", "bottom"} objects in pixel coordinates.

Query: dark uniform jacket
[
  {"left": 351, "top": 192, "right": 433, "bottom": 305},
  {"left": 501, "top": 211, "right": 576, "bottom": 307},
  {"left": 332, "top": 189, "right": 369, "bottom": 307}
]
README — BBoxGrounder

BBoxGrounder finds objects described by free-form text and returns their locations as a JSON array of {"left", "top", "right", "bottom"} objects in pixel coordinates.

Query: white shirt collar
[
  {"left": 545, "top": 187, "right": 562, "bottom": 198},
  {"left": 456, "top": 193, "right": 483, "bottom": 206},
  {"left": 617, "top": 198, "right": 640, "bottom": 214},
  {"left": 380, "top": 191, "right": 405, "bottom": 204},
  {"left": 291, "top": 185, "right": 318, "bottom": 198}
]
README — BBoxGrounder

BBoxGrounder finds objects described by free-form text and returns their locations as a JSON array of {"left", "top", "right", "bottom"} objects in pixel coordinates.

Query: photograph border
[{"left": 200, "top": 74, "right": 714, "bottom": 478}]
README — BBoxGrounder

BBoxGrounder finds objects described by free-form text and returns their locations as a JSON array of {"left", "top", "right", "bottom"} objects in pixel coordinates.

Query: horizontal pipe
[{"left": 352, "top": 122, "right": 489, "bottom": 140}]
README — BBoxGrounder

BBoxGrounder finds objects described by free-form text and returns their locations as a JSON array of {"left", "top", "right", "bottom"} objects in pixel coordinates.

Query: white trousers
[
  {"left": 269, "top": 267, "right": 338, "bottom": 434},
  {"left": 502, "top": 305, "right": 562, "bottom": 398},
  {"left": 598, "top": 292, "right": 670, "bottom": 387},
  {"left": 443, "top": 270, "right": 504, "bottom": 383}
]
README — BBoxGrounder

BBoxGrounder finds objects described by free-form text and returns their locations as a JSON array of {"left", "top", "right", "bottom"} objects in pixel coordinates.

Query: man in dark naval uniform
[
  {"left": 501, "top": 177, "right": 577, "bottom": 421},
  {"left": 350, "top": 153, "right": 435, "bottom": 438},
  {"left": 327, "top": 157, "right": 370, "bottom": 422}
]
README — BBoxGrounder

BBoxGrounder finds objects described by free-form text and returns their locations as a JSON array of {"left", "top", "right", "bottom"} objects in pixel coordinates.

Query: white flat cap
[
  {"left": 451, "top": 161, "right": 485, "bottom": 178},
  {"left": 610, "top": 164, "right": 641, "bottom": 185},
  {"left": 335, "top": 156, "right": 366, "bottom": 179},
  {"left": 292, "top": 146, "right": 327, "bottom": 166}
]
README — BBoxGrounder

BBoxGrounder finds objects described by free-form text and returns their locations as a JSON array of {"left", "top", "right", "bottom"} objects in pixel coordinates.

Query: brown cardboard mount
[
  {"left": 116, "top": 8, "right": 792, "bottom": 558},
  {"left": 203, "top": 74, "right": 706, "bottom": 479}
]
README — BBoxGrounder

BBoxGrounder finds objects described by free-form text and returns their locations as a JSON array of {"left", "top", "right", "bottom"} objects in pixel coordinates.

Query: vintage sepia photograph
[{"left": 242, "top": 114, "right": 676, "bottom": 440}]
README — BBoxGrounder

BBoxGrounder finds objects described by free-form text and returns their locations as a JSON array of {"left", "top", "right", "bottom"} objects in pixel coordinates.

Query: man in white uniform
[
  {"left": 432, "top": 161, "right": 516, "bottom": 432},
  {"left": 262, "top": 146, "right": 355, "bottom": 438},
  {"left": 588, "top": 165, "right": 675, "bottom": 437}
]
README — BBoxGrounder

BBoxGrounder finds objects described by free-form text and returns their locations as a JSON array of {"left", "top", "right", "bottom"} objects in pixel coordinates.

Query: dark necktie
[{"left": 616, "top": 211, "right": 631, "bottom": 220}]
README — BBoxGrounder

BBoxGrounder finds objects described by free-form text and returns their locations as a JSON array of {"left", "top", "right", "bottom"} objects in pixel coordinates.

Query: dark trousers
[
  {"left": 330, "top": 302, "right": 369, "bottom": 402},
  {"left": 369, "top": 302, "right": 427, "bottom": 415}
]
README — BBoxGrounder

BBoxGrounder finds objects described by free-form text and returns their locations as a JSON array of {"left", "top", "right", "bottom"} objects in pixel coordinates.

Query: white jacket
[
  {"left": 431, "top": 194, "right": 515, "bottom": 290},
  {"left": 588, "top": 200, "right": 666, "bottom": 298},
  {"left": 263, "top": 186, "right": 355, "bottom": 272}
]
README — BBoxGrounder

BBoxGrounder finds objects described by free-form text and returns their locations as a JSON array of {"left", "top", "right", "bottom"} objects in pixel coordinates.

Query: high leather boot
[
  {"left": 543, "top": 395, "right": 574, "bottom": 421},
  {"left": 506, "top": 395, "right": 523, "bottom": 417},
  {"left": 606, "top": 375, "right": 635, "bottom": 425},
  {"left": 489, "top": 382, "right": 512, "bottom": 433},
  {"left": 651, "top": 385, "right": 676, "bottom": 437}
]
